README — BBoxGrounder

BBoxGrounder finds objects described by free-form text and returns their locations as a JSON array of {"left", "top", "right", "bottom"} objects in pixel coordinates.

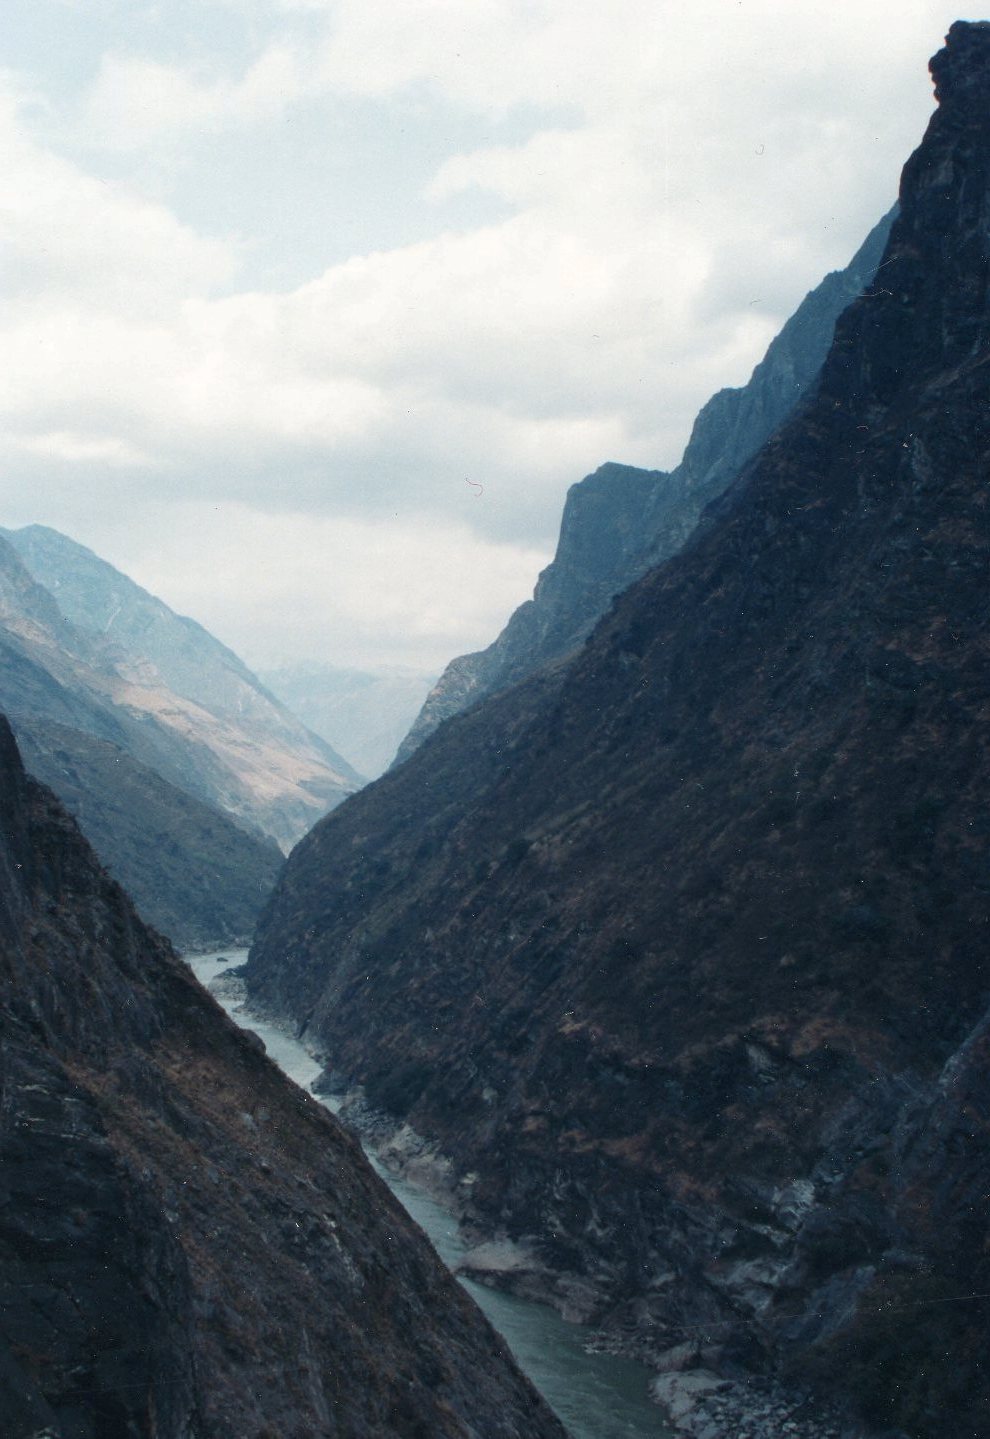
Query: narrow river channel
[{"left": 186, "top": 949, "right": 674, "bottom": 1439}]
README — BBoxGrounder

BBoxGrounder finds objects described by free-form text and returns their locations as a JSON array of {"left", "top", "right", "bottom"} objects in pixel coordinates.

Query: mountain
[
  {"left": 245, "top": 23, "right": 990, "bottom": 1438},
  {"left": 0, "top": 714, "right": 566, "bottom": 1439},
  {"left": 260, "top": 662, "right": 436, "bottom": 780},
  {"left": 0, "top": 533, "right": 284, "bottom": 945},
  {"left": 3, "top": 525, "right": 363, "bottom": 849},
  {"left": 15, "top": 718, "right": 279, "bottom": 949},
  {"left": 394, "top": 209, "right": 893, "bottom": 766}
]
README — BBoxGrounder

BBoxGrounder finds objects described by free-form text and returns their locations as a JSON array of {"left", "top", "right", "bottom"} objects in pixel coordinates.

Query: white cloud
[
  {"left": 98, "top": 501, "right": 551, "bottom": 670},
  {"left": 0, "top": 2, "right": 973, "bottom": 671},
  {"left": 80, "top": 45, "right": 306, "bottom": 148},
  {"left": 0, "top": 89, "right": 234, "bottom": 312},
  {"left": 10, "top": 430, "right": 155, "bottom": 467}
]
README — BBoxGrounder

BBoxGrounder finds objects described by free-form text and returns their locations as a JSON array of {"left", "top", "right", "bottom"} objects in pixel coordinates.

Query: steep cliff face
[
  {"left": 247, "top": 24, "right": 990, "bottom": 1437},
  {"left": 394, "top": 210, "right": 892, "bottom": 765},
  {"left": 0, "top": 714, "right": 566, "bottom": 1439}
]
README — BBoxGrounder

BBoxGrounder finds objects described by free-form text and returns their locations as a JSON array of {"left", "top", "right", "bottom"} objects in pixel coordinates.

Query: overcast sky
[{"left": 0, "top": 2, "right": 978, "bottom": 672}]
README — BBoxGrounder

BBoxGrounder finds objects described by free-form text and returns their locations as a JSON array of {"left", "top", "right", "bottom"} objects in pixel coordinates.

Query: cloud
[
  {"left": 0, "top": 2, "right": 970, "bottom": 670},
  {"left": 0, "top": 89, "right": 234, "bottom": 311},
  {"left": 94, "top": 501, "right": 551, "bottom": 671},
  {"left": 10, "top": 430, "right": 155, "bottom": 467},
  {"left": 80, "top": 45, "right": 306, "bottom": 149}
]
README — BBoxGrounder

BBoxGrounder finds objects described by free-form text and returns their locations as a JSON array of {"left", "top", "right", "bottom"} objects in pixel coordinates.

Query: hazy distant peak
[{"left": 2, "top": 522, "right": 365, "bottom": 845}]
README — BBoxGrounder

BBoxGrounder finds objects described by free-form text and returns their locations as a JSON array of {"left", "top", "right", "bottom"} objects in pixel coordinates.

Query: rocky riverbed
[{"left": 327, "top": 1087, "right": 884, "bottom": 1439}]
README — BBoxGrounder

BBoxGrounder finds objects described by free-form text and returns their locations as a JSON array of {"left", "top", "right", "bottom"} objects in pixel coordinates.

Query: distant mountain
[
  {"left": 0, "top": 536, "right": 280, "bottom": 945},
  {"left": 246, "top": 24, "right": 990, "bottom": 1438},
  {"left": 260, "top": 662, "right": 435, "bottom": 779},
  {"left": 16, "top": 718, "right": 279, "bottom": 950},
  {"left": 395, "top": 207, "right": 893, "bottom": 765},
  {"left": 4, "top": 525, "right": 363, "bottom": 847},
  {"left": 0, "top": 714, "right": 567, "bottom": 1439}
]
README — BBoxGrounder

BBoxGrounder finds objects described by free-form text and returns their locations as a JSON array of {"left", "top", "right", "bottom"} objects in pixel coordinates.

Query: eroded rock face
[
  {"left": 393, "top": 209, "right": 893, "bottom": 766},
  {"left": 0, "top": 716, "right": 566, "bottom": 1439},
  {"left": 247, "top": 24, "right": 990, "bottom": 1437}
]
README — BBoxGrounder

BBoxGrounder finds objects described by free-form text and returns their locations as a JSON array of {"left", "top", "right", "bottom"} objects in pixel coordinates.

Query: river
[{"left": 186, "top": 949, "right": 673, "bottom": 1439}]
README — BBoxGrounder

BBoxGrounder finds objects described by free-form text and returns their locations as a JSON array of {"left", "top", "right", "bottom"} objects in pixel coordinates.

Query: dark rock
[
  {"left": 0, "top": 715, "right": 566, "bottom": 1438},
  {"left": 247, "top": 23, "right": 990, "bottom": 1438}
]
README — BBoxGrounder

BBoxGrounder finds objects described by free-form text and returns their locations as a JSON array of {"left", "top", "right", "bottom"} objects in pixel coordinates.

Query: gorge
[
  {"left": 3, "top": 16, "right": 989, "bottom": 1439},
  {"left": 0, "top": 715, "right": 566, "bottom": 1438},
  {"left": 245, "top": 22, "right": 990, "bottom": 1439}
]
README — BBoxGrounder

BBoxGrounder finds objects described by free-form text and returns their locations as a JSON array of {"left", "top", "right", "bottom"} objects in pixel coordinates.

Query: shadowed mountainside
[
  {"left": 247, "top": 24, "right": 990, "bottom": 1437},
  {"left": 394, "top": 208, "right": 893, "bottom": 766},
  {"left": 0, "top": 714, "right": 566, "bottom": 1439},
  {"left": 3, "top": 525, "right": 363, "bottom": 849},
  {"left": 0, "top": 535, "right": 283, "bottom": 946},
  {"left": 15, "top": 717, "right": 280, "bottom": 949}
]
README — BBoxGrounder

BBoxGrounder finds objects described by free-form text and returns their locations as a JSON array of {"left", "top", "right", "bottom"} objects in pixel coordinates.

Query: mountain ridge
[
  {"left": 394, "top": 207, "right": 894, "bottom": 765},
  {"left": 5, "top": 524, "right": 363, "bottom": 783},
  {"left": 246, "top": 23, "right": 990, "bottom": 1436},
  {"left": 0, "top": 533, "right": 287, "bottom": 945},
  {"left": 0, "top": 712, "right": 567, "bottom": 1438}
]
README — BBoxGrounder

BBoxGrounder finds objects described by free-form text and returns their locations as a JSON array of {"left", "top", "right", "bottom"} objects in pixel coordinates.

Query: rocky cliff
[
  {"left": 394, "top": 209, "right": 893, "bottom": 765},
  {"left": 0, "top": 713, "right": 566, "bottom": 1439},
  {"left": 246, "top": 23, "right": 990, "bottom": 1438}
]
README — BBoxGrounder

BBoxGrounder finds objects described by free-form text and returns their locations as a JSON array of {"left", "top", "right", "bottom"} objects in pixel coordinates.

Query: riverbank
[
  {"left": 189, "top": 952, "right": 875, "bottom": 1439},
  {"left": 189, "top": 951, "right": 673, "bottom": 1439},
  {"left": 329, "top": 1089, "right": 868, "bottom": 1439}
]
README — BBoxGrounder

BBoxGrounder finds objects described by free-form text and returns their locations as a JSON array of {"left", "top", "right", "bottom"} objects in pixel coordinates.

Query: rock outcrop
[
  {"left": 0, "top": 714, "right": 566, "bottom": 1439},
  {"left": 246, "top": 24, "right": 990, "bottom": 1437},
  {"left": 394, "top": 209, "right": 893, "bottom": 765}
]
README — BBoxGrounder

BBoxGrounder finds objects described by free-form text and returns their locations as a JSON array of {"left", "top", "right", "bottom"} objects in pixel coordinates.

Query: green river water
[{"left": 187, "top": 950, "right": 674, "bottom": 1439}]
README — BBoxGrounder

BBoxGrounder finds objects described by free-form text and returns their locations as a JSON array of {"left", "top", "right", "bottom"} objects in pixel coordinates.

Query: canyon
[
  {"left": 3, "top": 18, "right": 989, "bottom": 1439},
  {"left": 0, "top": 713, "right": 567, "bottom": 1438},
  {"left": 246, "top": 23, "right": 990, "bottom": 1438}
]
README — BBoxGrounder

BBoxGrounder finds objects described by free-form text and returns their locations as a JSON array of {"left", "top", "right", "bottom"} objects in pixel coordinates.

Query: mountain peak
[
  {"left": 931, "top": 19, "right": 990, "bottom": 106},
  {"left": 392, "top": 208, "right": 892, "bottom": 766}
]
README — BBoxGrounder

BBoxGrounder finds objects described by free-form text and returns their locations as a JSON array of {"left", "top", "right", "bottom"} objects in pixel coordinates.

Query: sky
[{"left": 0, "top": 1, "right": 981, "bottom": 673}]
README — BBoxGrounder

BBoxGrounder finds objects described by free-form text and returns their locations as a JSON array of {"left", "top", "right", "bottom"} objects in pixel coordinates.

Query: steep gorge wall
[
  {"left": 247, "top": 25, "right": 990, "bottom": 1437},
  {"left": 0, "top": 714, "right": 566, "bottom": 1439}
]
